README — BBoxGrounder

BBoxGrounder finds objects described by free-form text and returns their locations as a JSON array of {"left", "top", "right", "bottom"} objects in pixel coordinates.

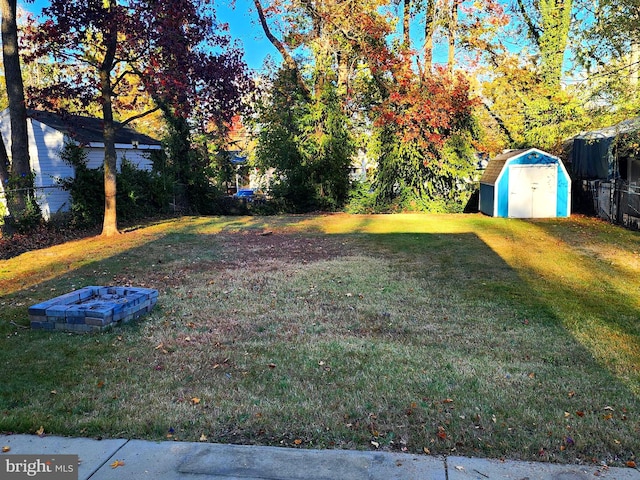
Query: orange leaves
[
  {"left": 110, "top": 460, "right": 125, "bottom": 469},
  {"left": 436, "top": 426, "right": 447, "bottom": 440}
]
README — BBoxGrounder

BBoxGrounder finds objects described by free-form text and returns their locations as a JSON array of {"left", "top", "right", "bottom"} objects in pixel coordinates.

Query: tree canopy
[{"left": 23, "top": 0, "right": 252, "bottom": 234}]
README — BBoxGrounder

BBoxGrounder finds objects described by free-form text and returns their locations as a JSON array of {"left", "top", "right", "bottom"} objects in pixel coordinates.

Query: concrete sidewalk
[{"left": 1, "top": 434, "right": 639, "bottom": 480}]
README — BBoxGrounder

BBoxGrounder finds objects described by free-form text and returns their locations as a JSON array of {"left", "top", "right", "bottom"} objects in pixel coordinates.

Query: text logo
[{"left": 2, "top": 455, "right": 78, "bottom": 480}]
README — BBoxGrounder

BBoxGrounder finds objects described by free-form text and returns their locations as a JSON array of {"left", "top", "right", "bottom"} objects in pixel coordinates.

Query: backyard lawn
[{"left": 0, "top": 213, "right": 638, "bottom": 467}]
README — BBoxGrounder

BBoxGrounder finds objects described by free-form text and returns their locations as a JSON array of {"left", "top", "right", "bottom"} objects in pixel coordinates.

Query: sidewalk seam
[
  {"left": 85, "top": 439, "right": 130, "bottom": 479},
  {"left": 443, "top": 455, "right": 449, "bottom": 480}
]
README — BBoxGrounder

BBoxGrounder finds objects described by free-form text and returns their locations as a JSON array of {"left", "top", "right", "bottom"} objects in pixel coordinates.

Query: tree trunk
[
  {"left": 100, "top": 21, "right": 119, "bottom": 237},
  {"left": 403, "top": 0, "right": 411, "bottom": 49},
  {"left": 423, "top": 0, "right": 437, "bottom": 76},
  {"left": 448, "top": 0, "right": 458, "bottom": 75},
  {"left": 1, "top": 0, "right": 33, "bottom": 217}
]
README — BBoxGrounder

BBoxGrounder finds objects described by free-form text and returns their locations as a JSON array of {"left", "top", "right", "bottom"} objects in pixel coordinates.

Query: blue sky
[{"left": 19, "top": 0, "right": 279, "bottom": 72}]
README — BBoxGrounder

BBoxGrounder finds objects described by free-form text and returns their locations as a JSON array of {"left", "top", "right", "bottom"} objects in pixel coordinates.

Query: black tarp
[{"left": 571, "top": 137, "right": 612, "bottom": 179}]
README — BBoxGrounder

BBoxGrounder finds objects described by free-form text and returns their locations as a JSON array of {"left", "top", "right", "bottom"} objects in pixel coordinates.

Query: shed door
[{"left": 508, "top": 164, "right": 557, "bottom": 218}]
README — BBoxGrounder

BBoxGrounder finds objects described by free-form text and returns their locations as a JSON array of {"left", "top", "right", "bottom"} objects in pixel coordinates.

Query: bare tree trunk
[
  {"left": 1, "top": 0, "right": 33, "bottom": 217},
  {"left": 100, "top": 21, "right": 119, "bottom": 237},
  {"left": 448, "top": 0, "right": 458, "bottom": 75},
  {"left": 423, "top": 0, "right": 437, "bottom": 76}
]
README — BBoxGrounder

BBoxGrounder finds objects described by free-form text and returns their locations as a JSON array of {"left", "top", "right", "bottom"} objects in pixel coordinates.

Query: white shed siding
[
  {"left": 28, "top": 119, "right": 73, "bottom": 218},
  {"left": 85, "top": 147, "right": 154, "bottom": 171}
]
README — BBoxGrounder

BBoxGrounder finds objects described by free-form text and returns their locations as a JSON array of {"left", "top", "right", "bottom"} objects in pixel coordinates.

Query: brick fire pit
[{"left": 29, "top": 286, "right": 158, "bottom": 333}]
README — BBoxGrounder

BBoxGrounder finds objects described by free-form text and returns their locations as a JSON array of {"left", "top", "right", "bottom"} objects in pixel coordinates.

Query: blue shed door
[{"left": 508, "top": 164, "right": 557, "bottom": 218}]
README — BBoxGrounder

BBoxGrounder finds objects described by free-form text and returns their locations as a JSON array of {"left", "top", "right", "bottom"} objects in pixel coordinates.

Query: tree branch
[
  {"left": 252, "top": 0, "right": 311, "bottom": 100},
  {"left": 119, "top": 106, "right": 161, "bottom": 129},
  {"left": 515, "top": 0, "right": 540, "bottom": 48},
  {"left": 482, "top": 99, "right": 515, "bottom": 144}
]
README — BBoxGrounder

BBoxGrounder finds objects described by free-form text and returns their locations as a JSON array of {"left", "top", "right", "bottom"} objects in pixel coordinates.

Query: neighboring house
[{"left": 0, "top": 108, "right": 162, "bottom": 220}]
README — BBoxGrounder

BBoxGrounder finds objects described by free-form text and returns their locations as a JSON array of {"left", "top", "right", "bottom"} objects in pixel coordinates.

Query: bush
[{"left": 58, "top": 143, "right": 170, "bottom": 228}]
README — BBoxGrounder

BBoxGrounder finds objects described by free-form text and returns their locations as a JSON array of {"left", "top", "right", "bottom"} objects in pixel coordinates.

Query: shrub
[{"left": 58, "top": 142, "right": 170, "bottom": 228}]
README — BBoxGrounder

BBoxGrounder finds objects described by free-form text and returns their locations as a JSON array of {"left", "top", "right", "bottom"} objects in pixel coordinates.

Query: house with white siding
[{"left": 0, "top": 109, "right": 162, "bottom": 219}]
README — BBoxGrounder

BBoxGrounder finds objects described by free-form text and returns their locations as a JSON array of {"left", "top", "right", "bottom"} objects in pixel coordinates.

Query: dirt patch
[
  {"left": 215, "top": 231, "right": 359, "bottom": 266},
  {"left": 112, "top": 230, "right": 362, "bottom": 293}
]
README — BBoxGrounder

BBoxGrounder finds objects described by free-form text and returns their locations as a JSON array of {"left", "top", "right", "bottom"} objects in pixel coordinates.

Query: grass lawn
[{"left": 0, "top": 213, "right": 639, "bottom": 466}]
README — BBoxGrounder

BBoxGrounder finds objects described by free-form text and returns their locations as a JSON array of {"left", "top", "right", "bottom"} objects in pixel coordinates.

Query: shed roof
[
  {"left": 479, "top": 149, "right": 529, "bottom": 186},
  {"left": 27, "top": 109, "right": 161, "bottom": 147}
]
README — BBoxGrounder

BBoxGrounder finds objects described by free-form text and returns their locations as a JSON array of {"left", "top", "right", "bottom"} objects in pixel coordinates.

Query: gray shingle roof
[
  {"left": 27, "top": 109, "right": 161, "bottom": 147},
  {"left": 479, "top": 149, "right": 530, "bottom": 186}
]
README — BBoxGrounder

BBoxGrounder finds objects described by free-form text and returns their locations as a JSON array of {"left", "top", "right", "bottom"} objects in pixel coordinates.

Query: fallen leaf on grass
[
  {"left": 190, "top": 397, "right": 201, "bottom": 405},
  {"left": 110, "top": 460, "right": 125, "bottom": 469},
  {"left": 576, "top": 411, "right": 585, "bottom": 417},
  {"left": 199, "top": 434, "right": 207, "bottom": 442},
  {"left": 293, "top": 439, "right": 302, "bottom": 445},
  {"left": 626, "top": 461, "right": 637, "bottom": 468},
  {"left": 423, "top": 447, "right": 430, "bottom": 454},
  {"left": 371, "top": 441, "right": 379, "bottom": 448},
  {"left": 436, "top": 426, "right": 447, "bottom": 440},
  {"left": 36, "top": 426, "right": 44, "bottom": 437}
]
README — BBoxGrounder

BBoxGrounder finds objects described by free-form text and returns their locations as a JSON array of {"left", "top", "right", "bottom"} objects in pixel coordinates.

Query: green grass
[{"left": 0, "top": 214, "right": 639, "bottom": 466}]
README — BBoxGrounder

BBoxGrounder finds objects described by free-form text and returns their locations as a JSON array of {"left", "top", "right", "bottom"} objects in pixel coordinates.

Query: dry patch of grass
[{"left": 0, "top": 214, "right": 638, "bottom": 467}]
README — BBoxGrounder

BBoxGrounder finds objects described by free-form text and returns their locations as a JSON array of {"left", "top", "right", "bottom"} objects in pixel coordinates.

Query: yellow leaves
[
  {"left": 423, "top": 447, "right": 431, "bottom": 454},
  {"left": 110, "top": 460, "right": 125, "bottom": 469},
  {"left": 190, "top": 397, "right": 201, "bottom": 405},
  {"left": 293, "top": 439, "right": 302, "bottom": 445},
  {"left": 35, "top": 426, "right": 45, "bottom": 437},
  {"left": 199, "top": 433, "right": 208, "bottom": 442},
  {"left": 2, "top": 446, "right": 10, "bottom": 452}
]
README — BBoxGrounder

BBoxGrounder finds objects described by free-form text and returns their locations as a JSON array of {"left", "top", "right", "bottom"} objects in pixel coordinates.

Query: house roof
[{"left": 27, "top": 109, "right": 161, "bottom": 147}]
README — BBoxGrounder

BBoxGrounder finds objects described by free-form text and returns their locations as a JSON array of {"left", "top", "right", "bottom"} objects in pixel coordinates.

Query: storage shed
[{"left": 479, "top": 148, "right": 571, "bottom": 218}]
